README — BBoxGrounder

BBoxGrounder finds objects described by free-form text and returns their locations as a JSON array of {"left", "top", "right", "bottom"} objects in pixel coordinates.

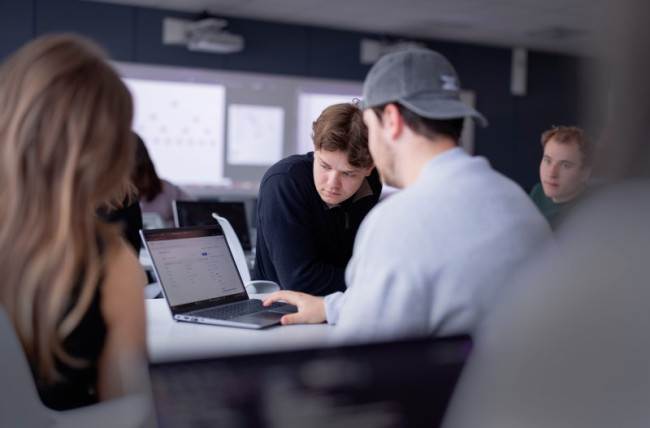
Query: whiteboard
[
  {"left": 227, "top": 104, "right": 284, "bottom": 166},
  {"left": 115, "top": 61, "right": 477, "bottom": 190},
  {"left": 124, "top": 78, "right": 226, "bottom": 186}
]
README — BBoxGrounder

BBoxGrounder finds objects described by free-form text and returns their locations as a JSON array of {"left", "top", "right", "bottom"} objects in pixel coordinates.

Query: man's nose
[
  {"left": 327, "top": 172, "right": 341, "bottom": 187},
  {"left": 549, "top": 164, "right": 560, "bottom": 177}
]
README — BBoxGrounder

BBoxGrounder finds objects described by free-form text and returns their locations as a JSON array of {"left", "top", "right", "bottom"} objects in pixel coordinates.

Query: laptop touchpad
[
  {"left": 269, "top": 304, "right": 298, "bottom": 314},
  {"left": 236, "top": 311, "right": 285, "bottom": 325}
]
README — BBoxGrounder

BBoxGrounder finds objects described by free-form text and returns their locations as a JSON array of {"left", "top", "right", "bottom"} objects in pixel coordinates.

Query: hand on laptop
[{"left": 262, "top": 291, "right": 326, "bottom": 326}]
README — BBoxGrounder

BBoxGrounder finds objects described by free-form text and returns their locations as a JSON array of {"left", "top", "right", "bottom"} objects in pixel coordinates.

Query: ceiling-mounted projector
[
  {"left": 187, "top": 30, "right": 244, "bottom": 54},
  {"left": 163, "top": 17, "right": 245, "bottom": 54}
]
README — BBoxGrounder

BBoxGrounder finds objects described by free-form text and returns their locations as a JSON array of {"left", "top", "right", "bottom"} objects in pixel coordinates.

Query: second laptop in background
[{"left": 173, "top": 200, "right": 253, "bottom": 252}]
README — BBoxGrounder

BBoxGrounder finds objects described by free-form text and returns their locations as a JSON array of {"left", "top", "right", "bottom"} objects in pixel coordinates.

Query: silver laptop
[{"left": 140, "top": 225, "right": 295, "bottom": 329}]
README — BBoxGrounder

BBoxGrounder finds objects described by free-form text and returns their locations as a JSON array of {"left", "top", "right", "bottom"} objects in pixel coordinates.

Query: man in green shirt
[{"left": 529, "top": 125, "right": 595, "bottom": 231}]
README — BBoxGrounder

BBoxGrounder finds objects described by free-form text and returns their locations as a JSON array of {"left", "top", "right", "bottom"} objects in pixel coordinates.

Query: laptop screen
[
  {"left": 142, "top": 226, "right": 247, "bottom": 309},
  {"left": 173, "top": 200, "right": 252, "bottom": 251},
  {"left": 148, "top": 335, "right": 472, "bottom": 427}
]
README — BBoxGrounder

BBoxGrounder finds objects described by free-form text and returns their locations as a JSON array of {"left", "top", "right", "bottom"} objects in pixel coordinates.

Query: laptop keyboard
[{"left": 194, "top": 300, "right": 288, "bottom": 320}]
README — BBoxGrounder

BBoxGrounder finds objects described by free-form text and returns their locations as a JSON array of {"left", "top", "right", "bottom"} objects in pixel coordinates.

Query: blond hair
[{"left": 0, "top": 34, "right": 134, "bottom": 384}]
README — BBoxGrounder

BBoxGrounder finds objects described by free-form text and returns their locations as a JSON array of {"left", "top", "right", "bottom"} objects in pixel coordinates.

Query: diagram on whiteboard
[
  {"left": 124, "top": 78, "right": 226, "bottom": 186},
  {"left": 227, "top": 104, "right": 285, "bottom": 166}
]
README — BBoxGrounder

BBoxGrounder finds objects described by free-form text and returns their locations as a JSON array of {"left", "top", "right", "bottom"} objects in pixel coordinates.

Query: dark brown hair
[
  {"left": 312, "top": 100, "right": 372, "bottom": 168},
  {"left": 372, "top": 103, "right": 464, "bottom": 142},
  {"left": 131, "top": 133, "right": 163, "bottom": 202}
]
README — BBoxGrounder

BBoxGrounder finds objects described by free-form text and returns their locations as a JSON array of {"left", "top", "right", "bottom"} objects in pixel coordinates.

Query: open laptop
[
  {"left": 172, "top": 200, "right": 252, "bottom": 252},
  {"left": 148, "top": 334, "right": 473, "bottom": 427},
  {"left": 140, "top": 225, "right": 295, "bottom": 329}
]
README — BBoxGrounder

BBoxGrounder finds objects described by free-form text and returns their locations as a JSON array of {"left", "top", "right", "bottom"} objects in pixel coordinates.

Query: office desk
[{"left": 146, "top": 298, "right": 335, "bottom": 363}]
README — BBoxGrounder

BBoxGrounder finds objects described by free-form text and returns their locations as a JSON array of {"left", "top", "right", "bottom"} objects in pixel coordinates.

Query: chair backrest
[
  {"left": 212, "top": 213, "right": 280, "bottom": 294},
  {"left": 212, "top": 213, "right": 251, "bottom": 283},
  {"left": 0, "top": 305, "right": 56, "bottom": 426},
  {"left": 0, "top": 305, "right": 156, "bottom": 427}
]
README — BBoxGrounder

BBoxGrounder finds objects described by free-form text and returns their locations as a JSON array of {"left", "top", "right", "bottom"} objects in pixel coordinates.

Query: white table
[{"left": 146, "top": 297, "right": 335, "bottom": 363}]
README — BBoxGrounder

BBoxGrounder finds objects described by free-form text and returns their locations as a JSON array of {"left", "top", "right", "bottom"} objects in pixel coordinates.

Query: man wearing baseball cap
[{"left": 263, "top": 48, "right": 552, "bottom": 342}]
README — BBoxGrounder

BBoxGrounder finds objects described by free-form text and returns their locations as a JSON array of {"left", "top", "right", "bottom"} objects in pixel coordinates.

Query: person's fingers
[
  {"left": 262, "top": 290, "right": 293, "bottom": 306},
  {"left": 261, "top": 291, "right": 280, "bottom": 306},
  {"left": 280, "top": 309, "right": 316, "bottom": 325},
  {"left": 280, "top": 313, "right": 300, "bottom": 326},
  {"left": 263, "top": 291, "right": 325, "bottom": 325}
]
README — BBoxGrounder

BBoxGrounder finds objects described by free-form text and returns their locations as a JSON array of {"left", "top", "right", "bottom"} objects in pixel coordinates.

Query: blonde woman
[{"left": 0, "top": 34, "right": 147, "bottom": 410}]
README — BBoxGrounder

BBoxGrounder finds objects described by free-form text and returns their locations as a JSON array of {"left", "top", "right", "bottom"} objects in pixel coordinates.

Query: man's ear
[
  {"left": 382, "top": 103, "right": 403, "bottom": 140},
  {"left": 365, "top": 163, "right": 374, "bottom": 176}
]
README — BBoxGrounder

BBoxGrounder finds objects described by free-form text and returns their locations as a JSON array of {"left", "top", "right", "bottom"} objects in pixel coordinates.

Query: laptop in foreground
[
  {"left": 140, "top": 225, "right": 295, "bottom": 329},
  {"left": 149, "top": 335, "right": 473, "bottom": 427}
]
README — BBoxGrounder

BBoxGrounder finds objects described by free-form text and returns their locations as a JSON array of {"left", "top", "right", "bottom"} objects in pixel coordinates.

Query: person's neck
[{"left": 400, "top": 136, "right": 457, "bottom": 187}]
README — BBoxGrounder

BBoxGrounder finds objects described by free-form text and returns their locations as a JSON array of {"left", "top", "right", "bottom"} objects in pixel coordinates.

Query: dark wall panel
[
  {"left": 453, "top": 45, "right": 517, "bottom": 178},
  {"left": 307, "top": 28, "right": 373, "bottom": 80},
  {"left": 224, "top": 18, "right": 309, "bottom": 76},
  {"left": 35, "top": 0, "right": 135, "bottom": 61},
  {"left": 0, "top": 0, "right": 33, "bottom": 59}
]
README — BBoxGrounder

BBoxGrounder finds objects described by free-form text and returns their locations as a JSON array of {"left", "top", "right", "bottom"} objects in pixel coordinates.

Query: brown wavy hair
[
  {"left": 132, "top": 133, "right": 163, "bottom": 202},
  {"left": 0, "top": 34, "right": 134, "bottom": 383},
  {"left": 311, "top": 100, "right": 372, "bottom": 168}
]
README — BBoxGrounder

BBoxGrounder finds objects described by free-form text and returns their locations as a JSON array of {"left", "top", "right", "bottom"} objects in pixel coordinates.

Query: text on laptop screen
[{"left": 146, "top": 234, "right": 244, "bottom": 306}]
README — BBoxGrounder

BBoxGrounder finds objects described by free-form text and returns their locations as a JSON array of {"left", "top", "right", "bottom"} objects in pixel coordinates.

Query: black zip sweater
[{"left": 252, "top": 152, "right": 382, "bottom": 296}]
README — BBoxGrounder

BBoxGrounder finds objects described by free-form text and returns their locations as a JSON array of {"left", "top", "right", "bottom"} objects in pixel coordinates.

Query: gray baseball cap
[{"left": 361, "top": 48, "right": 488, "bottom": 127}]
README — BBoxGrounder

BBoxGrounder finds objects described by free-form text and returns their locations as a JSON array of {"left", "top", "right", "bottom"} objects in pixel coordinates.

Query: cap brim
[
  {"left": 360, "top": 96, "right": 488, "bottom": 127},
  {"left": 401, "top": 97, "right": 488, "bottom": 128}
]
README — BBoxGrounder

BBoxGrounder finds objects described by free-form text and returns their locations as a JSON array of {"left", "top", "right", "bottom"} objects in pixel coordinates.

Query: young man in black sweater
[{"left": 252, "top": 101, "right": 382, "bottom": 295}]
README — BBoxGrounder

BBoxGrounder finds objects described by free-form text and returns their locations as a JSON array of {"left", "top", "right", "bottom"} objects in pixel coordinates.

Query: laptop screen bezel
[{"left": 140, "top": 225, "right": 250, "bottom": 315}]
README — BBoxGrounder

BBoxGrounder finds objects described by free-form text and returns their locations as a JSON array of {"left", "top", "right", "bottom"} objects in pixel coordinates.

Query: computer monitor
[
  {"left": 172, "top": 200, "right": 252, "bottom": 252},
  {"left": 148, "top": 335, "right": 472, "bottom": 427}
]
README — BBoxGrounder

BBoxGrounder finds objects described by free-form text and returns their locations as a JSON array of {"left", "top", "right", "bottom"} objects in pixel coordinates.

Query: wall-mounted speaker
[{"left": 511, "top": 47, "right": 528, "bottom": 96}]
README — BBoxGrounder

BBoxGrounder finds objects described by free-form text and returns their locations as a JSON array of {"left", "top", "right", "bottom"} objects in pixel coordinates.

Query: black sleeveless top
[{"left": 36, "top": 285, "right": 107, "bottom": 410}]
